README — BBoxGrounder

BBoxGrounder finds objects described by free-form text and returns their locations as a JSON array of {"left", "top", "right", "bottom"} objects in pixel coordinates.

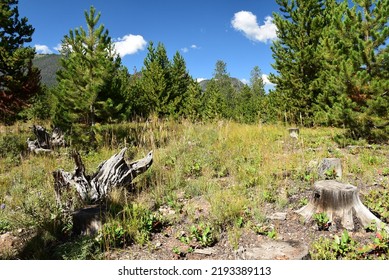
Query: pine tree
[
  {"left": 140, "top": 42, "right": 170, "bottom": 116},
  {"left": 169, "top": 51, "right": 193, "bottom": 117},
  {"left": 213, "top": 60, "right": 236, "bottom": 118},
  {"left": 139, "top": 42, "right": 199, "bottom": 118},
  {"left": 200, "top": 79, "right": 225, "bottom": 120},
  {"left": 270, "top": 0, "right": 327, "bottom": 125},
  {"left": 0, "top": 0, "right": 41, "bottom": 123},
  {"left": 316, "top": 0, "right": 389, "bottom": 140},
  {"left": 53, "top": 6, "right": 123, "bottom": 146}
]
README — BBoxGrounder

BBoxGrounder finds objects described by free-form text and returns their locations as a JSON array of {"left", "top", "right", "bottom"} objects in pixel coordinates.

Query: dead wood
[
  {"left": 27, "top": 125, "right": 65, "bottom": 154},
  {"left": 296, "top": 180, "right": 386, "bottom": 231},
  {"left": 53, "top": 148, "right": 153, "bottom": 204}
]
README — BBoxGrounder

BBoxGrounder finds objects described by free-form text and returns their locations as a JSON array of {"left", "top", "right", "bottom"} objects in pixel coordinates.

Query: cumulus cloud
[
  {"left": 231, "top": 11, "right": 277, "bottom": 43},
  {"left": 181, "top": 44, "right": 200, "bottom": 53},
  {"left": 54, "top": 43, "right": 62, "bottom": 52},
  {"left": 114, "top": 34, "right": 147, "bottom": 57},
  {"left": 196, "top": 78, "right": 206, "bottom": 83},
  {"left": 34, "top": 44, "right": 53, "bottom": 54},
  {"left": 262, "top": 74, "right": 275, "bottom": 86}
]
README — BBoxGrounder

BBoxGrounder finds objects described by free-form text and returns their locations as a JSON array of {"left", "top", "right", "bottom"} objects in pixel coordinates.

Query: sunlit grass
[{"left": 0, "top": 119, "right": 388, "bottom": 259}]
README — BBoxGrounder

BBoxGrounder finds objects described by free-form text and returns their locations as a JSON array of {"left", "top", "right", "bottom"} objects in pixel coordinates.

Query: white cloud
[
  {"left": 181, "top": 44, "right": 200, "bottom": 53},
  {"left": 231, "top": 11, "right": 277, "bottom": 43},
  {"left": 34, "top": 44, "right": 53, "bottom": 54},
  {"left": 240, "top": 78, "right": 249, "bottom": 85},
  {"left": 54, "top": 43, "right": 62, "bottom": 52},
  {"left": 196, "top": 78, "right": 206, "bottom": 83},
  {"left": 114, "top": 34, "right": 147, "bottom": 57},
  {"left": 262, "top": 74, "right": 275, "bottom": 86}
]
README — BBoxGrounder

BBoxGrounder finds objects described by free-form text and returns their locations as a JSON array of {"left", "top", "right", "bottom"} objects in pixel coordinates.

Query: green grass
[{"left": 0, "top": 119, "right": 388, "bottom": 259}]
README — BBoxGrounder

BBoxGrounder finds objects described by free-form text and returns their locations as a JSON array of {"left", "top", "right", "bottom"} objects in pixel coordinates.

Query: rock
[
  {"left": 318, "top": 158, "right": 342, "bottom": 179},
  {"left": 241, "top": 240, "right": 309, "bottom": 260},
  {"left": 159, "top": 205, "right": 176, "bottom": 216},
  {"left": 194, "top": 248, "right": 217, "bottom": 255},
  {"left": 0, "top": 232, "right": 17, "bottom": 255},
  {"left": 268, "top": 212, "right": 287, "bottom": 221}
]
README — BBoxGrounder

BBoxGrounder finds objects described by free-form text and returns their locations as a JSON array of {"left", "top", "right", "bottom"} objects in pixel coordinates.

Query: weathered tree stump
[
  {"left": 53, "top": 148, "right": 153, "bottom": 204},
  {"left": 27, "top": 125, "right": 65, "bottom": 154},
  {"left": 296, "top": 180, "right": 385, "bottom": 230}
]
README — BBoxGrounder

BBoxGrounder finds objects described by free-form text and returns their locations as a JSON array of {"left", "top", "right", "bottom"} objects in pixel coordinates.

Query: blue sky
[{"left": 19, "top": 0, "right": 280, "bottom": 90}]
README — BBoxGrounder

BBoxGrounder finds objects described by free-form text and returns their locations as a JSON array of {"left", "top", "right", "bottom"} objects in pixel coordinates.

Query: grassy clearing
[{"left": 0, "top": 119, "right": 388, "bottom": 259}]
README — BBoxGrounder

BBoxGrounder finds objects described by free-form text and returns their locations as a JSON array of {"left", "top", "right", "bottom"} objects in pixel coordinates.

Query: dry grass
[{"left": 0, "top": 119, "right": 388, "bottom": 259}]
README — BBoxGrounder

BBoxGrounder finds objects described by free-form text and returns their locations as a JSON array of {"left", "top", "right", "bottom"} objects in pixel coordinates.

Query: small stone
[
  {"left": 328, "top": 222, "right": 337, "bottom": 232},
  {"left": 155, "top": 241, "right": 162, "bottom": 247},
  {"left": 194, "top": 248, "right": 216, "bottom": 255},
  {"left": 268, "top": 212, "right": 287, "bottom": 221},
  {"left": 0, "top": 204, "right": 5, "bottom": 210}
]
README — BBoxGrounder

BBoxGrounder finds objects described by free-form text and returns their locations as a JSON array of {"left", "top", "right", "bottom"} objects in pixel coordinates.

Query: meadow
[{"left": 0, "top": 119, "right": 388, "bottom": 259}]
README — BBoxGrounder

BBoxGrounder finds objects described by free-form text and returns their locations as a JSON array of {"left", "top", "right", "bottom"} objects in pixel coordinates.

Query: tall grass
[{"left": 0, "top": 119, "right": 388, "bottom": 259}]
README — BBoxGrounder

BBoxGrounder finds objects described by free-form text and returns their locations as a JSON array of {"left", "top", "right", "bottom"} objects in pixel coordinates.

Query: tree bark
[
  {"left": 53, "top": 148, "right": 153, "bottom": 204},
  {"left": 296, "top": 180, "right": 386, "bottom": 230}
]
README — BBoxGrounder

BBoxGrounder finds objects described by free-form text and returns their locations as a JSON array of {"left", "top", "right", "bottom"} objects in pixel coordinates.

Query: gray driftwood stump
[
  {"left": 53, "top": 148, "right": 153, "bottom": 204},
  {"left": 27, "top": 125, "right": 65, "bottom": 154},
  {"left": 296, "top": 180, "right": 385, "bottom": 230},
  {"left": 53, "top": 148, "right": 152, "bottom": 236}
]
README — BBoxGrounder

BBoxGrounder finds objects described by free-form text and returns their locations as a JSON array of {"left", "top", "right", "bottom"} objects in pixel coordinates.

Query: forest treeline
[{"left": 0, "top": 0, "right": 388, "bottom": 145}]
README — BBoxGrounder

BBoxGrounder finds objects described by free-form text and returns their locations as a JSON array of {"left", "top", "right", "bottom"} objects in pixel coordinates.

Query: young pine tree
[
  {"left": 0, "top": 0, "right": 41, "bottom": 124},
  {"left": 316, "top": 0, "right": 389, "bottom": 141},
  {"left": 53, "top": 6, "right": 123, "bottom": 147},
  {"left": 270, "top": 0, "right": 327, "bottom": 125}
]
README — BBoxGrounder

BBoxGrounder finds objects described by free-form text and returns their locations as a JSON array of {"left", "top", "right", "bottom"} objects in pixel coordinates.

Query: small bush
[{"left": 0, "top": 134, "right": 26, "bottom": 164}]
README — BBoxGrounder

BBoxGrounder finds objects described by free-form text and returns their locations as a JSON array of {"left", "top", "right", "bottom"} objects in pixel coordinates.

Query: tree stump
[
  {"left": 53, "top": 148, "right": 153, "bottom": 204},
  {"left": 296, "top": 180, "right": 385, "bottom": 230},
  {"left": 27, "top": 125, "right": 65, "bottom": 154},
  {"left": 288, "top": 128, "right": 299, "bottom": 139}
]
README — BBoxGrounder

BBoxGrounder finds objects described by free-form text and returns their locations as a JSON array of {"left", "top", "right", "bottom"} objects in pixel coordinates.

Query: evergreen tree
[
  {"left": 53, "top": 6, "right": 123, "bottom": 146},
  {"left": 139, "top": 42, "right": 199, "bottom": 118},
  {"left": 316, "top": 0, "right": 389, "bottom": 140},
  {"left": 200, "top": 79, "right": 225, "bottom": 120},
  {"left": 169, "top": 51, "right": 193, "bottom": 117},
  {"left": 0, "top": 0, "right": 41, "bottom": 123},
  {"left": 213, "top": 60, "right": 235, "bottom": 118},
  {"left": 180, "top": 79, "right": 202, "bottom": 120},
  {"left": 250, "top": 66, "right": 266, "bottom": 98},
  {"left": 140, "top": 42, "right": 170, "bottom": 116},
  {"left": 270, "top": 0, "right": 327, "bottom": 125}
]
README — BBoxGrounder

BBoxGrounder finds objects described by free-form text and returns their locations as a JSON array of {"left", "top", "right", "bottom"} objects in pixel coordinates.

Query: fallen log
[
  {"left": 53, "top": 148, "right": 153, "bottom": 204},
  {"left": 296, "top": 180, "right": 386, "bottom": 231}
]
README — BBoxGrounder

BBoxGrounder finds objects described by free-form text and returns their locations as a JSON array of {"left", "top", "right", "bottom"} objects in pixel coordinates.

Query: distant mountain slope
[
  {"left": 198, "top": 77, "right": 245, "bottom": 92},
  {"left": 33, "top": 54, "right": 61, "bottom": 87}
]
